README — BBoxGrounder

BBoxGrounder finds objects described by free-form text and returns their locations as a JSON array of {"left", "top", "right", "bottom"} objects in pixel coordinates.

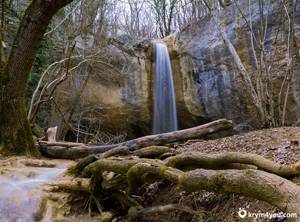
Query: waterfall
[{"left": 153, "top": 42, "right": 178, "bottom": 134}]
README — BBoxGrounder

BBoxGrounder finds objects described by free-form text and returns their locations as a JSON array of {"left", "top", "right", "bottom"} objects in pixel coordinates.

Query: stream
[{"left": 0, "top": 160, "right": 68, "bottom": 222}]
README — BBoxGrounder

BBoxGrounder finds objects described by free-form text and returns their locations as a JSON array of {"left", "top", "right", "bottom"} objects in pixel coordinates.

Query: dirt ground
[{"left": 127, "top": 127, "right": 300, "bottom": 222}]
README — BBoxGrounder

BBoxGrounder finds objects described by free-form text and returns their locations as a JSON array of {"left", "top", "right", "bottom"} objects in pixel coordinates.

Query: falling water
[{"left": 153, "top": 42, "right": 178, "bottom": 134}]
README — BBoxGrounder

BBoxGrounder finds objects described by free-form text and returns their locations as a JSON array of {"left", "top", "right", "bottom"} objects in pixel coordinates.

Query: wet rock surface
[{"left": 0, "top": 158, "right": 74, "bottom": 222}]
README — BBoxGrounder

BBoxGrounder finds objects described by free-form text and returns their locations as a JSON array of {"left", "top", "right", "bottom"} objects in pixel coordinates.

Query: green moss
[
  {"left": 17, "top": 99, "right": 39, "bottom": 156},
  {"left": 0, "top": 98, "right": 39, "bottom": 156},
  {"left": 134, "top": 146, "right": 172, "bottom": 158}
]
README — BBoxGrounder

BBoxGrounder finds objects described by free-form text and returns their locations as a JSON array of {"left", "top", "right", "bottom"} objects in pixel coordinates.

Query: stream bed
[{"left": 0, "top": 158, "right": 72, "bottom": 222}]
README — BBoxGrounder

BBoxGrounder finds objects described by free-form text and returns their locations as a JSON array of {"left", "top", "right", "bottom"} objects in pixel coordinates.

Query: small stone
[{"left": 99, "top": 211, "right": 113, "bottom": 222}]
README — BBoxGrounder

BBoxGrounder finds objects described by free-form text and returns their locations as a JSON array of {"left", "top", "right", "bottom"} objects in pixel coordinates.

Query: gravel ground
[{"left": 177, "top": 127, "right": 300, "bottom": 165}]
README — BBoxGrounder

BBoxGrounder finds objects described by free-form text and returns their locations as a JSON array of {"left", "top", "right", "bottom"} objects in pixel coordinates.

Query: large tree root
[
  {"left": 165, "top": 152, "right": 300, "bottom": 177},
  {"left": 127, "top": 162, "right": 300, "bottom": 216},
  {"left": 40, "top": 119, "right": 233, "bottom": 159},
  {"left": 69, "top": 146, "right": 173, "bottom": 176},
  {"left": 59, "top": 150, "right": 300, "bottom": 221},
  {"left": 47, "top": 178, "right": 91, "bottom": 192},
  {"left": 75, "top": 150, "right": 300, "bottom": 178}
]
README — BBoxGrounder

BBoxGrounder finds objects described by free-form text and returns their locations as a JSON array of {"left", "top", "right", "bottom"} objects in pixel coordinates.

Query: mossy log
[{"left": 40, "top": 119, "right": 233, "bottom": 159}]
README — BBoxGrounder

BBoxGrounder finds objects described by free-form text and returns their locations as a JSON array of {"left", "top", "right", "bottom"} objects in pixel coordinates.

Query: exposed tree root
[
  {"left": 181, "top": 169, "right": 300, "bottom": 214},
  {"left": 126, "top": 162, "right": 300, "bottom": 218},
  {"left": 165, "top": 152, "right": 300, "bottom": 177},
  {"left": 68, "top": 146, "right": 173, "bottom": 176},
  {"left": 57, "top": 150, "right": 300, "bottom": 221},
  {"left": 133, "top": 146, "right": 174, "bottom": 158},
  {"left": 82, "top": 157, "right": 165, "bottom": 177},
  {"left": 75, "top": 151, "right": 300, "bottom": 178},
  {"left": 47, "top": 178, "right": 91, "bottom": 192}
]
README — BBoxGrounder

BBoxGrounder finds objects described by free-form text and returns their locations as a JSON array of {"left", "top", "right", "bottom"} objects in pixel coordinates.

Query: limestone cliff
[
  {"left": 173, "top": 0, "right": 300, "bottom": 127},
  {"left": 51, "top": 1, "right": 300, "bottom": 138}
]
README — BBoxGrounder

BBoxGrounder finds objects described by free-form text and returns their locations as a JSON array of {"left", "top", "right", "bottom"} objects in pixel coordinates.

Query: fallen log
[
  {"left": 40, "top": 119, "right": 233, "bottom": 159},
  {"left": 39, "top": 141, "right": 86, "bottom": 147}
]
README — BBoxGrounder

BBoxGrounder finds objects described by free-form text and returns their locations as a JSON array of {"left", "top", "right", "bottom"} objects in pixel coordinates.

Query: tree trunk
[{"left": 0, "top": 0, "right": 74, "bottom": 155}]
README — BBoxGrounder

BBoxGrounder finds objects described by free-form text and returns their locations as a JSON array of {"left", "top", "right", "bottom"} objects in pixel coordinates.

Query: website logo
[{"left": 238, "top": 208, "right": 247, "bottom": 219}]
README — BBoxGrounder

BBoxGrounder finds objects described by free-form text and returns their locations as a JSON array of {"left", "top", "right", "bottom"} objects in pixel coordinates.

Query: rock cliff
[
  {"left": 173, "top": 0, "right": 300, "bottom": 127},
  {"left": 51, "top": 1, "right": 300, "bottom": 138}
]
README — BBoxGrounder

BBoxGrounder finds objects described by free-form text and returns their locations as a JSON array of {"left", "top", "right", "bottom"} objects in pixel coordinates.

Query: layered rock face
[
  {"left": 50, "top": 42, "right": 153, "bottom": 139},
  {"left": 51, "top": 1, "right": 300, "bottom": 138},
  {"left": 174, "top": 1, "right": 300, "bottom": 127}
]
